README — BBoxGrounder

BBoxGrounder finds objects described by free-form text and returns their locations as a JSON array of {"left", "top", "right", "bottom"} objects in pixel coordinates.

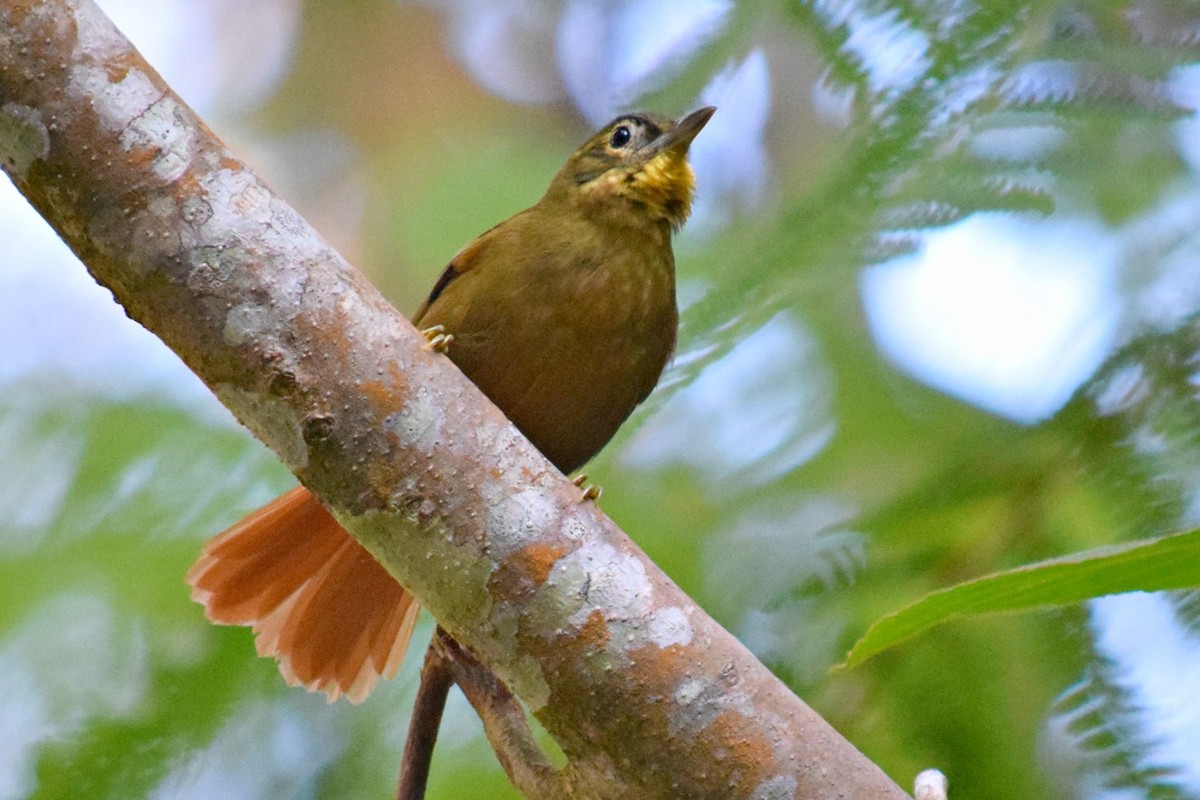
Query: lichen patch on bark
[
  {"left": 119, "top": 95, "right": 192, "bottom": 183},
  {"left": 384, "top": 383, "right": 446, "bottom": 457},
  {"left": 67, "top": 62, "right": 159, "bottom": 135},
  {"left": 0, "top": 103, "right": 50, "bottom": 177}
]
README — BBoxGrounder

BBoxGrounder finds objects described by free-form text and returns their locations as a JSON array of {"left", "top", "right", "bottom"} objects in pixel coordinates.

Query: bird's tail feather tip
[{"left": 186, "top": 486, "right": 421, "bottom": 703}]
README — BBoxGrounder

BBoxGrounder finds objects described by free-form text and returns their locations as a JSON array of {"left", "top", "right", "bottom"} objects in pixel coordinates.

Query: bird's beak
[{"left": 650, "top": 106, "right": 716, "bottom": 156}]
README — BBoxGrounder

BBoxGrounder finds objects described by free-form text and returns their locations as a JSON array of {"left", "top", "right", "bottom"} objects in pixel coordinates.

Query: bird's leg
[
  {"left": 572, "top": 474, "right": 602, "bottom": 503},
  {"left": 421, "top": 324, "right": 454, "bottom": 353}
]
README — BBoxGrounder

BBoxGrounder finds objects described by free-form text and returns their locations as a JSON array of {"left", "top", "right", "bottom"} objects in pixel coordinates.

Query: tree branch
[
  {"left": 397, "top": 630, "right": 456, "bottom": 800},
  {"left": 430, "top": 629, "right": 569, "bottom": 798},
  {"left": 0, "top": 2, "right": 911, "bottom": 797}
]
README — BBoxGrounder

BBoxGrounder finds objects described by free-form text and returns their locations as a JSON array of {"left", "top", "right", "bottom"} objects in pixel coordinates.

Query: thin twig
[
  {"left": 396, "top": 628, "right": 456, "bottom": 800},
  {"left": 436, "top": 631, "right": 569, "bottom": 799}
]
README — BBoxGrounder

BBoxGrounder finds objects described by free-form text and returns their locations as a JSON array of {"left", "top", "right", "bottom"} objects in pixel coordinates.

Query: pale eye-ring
[{"left": 609, "top": 125, "right": 632, "bottom": 148}]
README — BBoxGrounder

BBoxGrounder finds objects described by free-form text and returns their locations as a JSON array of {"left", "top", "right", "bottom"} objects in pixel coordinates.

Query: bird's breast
[{"left": 435, "top": 228, "right": 677, "bottom": 473}]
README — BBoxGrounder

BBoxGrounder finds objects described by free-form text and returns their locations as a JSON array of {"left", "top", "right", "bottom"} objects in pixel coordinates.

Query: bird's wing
[{"left": 411, "top": 212, "right": 526, "bottom": 325}]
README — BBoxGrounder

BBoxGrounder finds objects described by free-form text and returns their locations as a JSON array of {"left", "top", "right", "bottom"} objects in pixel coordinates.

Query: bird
[{"left": 187, "top": 106, "right": 716, "bottom": 703}]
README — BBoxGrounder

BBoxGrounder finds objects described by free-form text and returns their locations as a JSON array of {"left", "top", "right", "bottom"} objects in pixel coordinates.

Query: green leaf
[{"left": 840, "top": 528, "right": 1200, "bottom": 668}]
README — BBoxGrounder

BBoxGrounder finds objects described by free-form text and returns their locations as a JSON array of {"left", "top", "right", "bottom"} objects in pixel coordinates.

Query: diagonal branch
[
  {"left": 0, "top": 2, "right": 910, "bottom": 797},
  {"left": 397, "top": 631, "right": 457, "bottom": 800},
  {"left": 428, "top": 629, "right": 570, "bottom": 798}
]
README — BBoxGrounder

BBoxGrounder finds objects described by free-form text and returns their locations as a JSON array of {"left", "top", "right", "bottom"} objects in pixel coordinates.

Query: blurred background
[{"left": 3, "top": 0, "right": 1200, "bottom": 798}]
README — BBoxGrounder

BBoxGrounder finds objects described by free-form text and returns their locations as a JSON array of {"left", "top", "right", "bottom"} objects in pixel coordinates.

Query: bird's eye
[{"left": 609, "top": 125, "right": 632, "bottom": 148}]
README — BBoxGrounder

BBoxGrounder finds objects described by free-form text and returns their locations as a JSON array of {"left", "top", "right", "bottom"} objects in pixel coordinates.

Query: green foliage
[
  {"left": 843, "top": 527, "right": 1200, "bottom": 668},
  {"left": 1056, "top": 652, "right": 1197, "bottom": 798}
]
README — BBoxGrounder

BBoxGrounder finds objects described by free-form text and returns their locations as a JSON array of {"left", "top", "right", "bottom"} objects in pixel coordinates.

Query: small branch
[
  {"left": 396, "top": 629, "right": 457, "bottom": 800},
  {"left": 0, "top": 2, "right": 912, "bottom": 798},
  {"left": 435, "top": 630, "right": 569, "bottom": 799}
]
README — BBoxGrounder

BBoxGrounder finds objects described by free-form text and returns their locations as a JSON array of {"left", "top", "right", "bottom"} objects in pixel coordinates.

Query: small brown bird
[{"left": 187, "top": 106, "right": 716, "bottom": 702}]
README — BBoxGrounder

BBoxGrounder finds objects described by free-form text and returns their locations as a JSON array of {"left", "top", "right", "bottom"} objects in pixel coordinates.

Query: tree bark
[{"left": 0, "top": 2, "right": 911, "bottom": 798}]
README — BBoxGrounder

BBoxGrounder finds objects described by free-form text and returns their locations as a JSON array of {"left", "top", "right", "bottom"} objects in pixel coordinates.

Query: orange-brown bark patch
[
  {"left": 126, "top": 146, "right": 158, "bottom": 169},
  {"left": 359, "top": 379, "right": 394, "bottom": 410},
  {"left": 515, "top": 542, "right": 565, "bottom": 585},
  {"left": 626, "top": 641, "right": 776, "bottom": 784},
  {"left": 105, "top": 62, "right": 130, "bottom": 82},
  {"left": 488, "top": 542, "right": 567, "bottom": 607},
  {"left": 577, "top": 608, "right": 611, "bottom": 650},
  {"left": 387, "top": 361, "right": 408, "bottom": 394}
]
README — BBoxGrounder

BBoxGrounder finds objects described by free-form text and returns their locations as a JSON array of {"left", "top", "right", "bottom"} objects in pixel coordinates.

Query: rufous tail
[{"left": 187, "top": 487, "right": 420, "bottom": 703}]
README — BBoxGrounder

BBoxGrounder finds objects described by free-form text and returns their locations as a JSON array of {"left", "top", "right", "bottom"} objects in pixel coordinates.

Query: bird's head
[{"left": 549, "top": 106, "right": 716, "bottom": 231}]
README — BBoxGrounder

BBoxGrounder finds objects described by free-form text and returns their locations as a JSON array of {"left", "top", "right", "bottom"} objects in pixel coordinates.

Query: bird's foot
[
  {"left": 421, "top": 325, "right": 454, "bottom": 353},
  {"left": 573, "top": 474, "right": 602, "bottom": 503}
]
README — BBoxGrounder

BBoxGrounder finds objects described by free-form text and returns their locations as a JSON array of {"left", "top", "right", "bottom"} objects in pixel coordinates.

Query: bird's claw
[
  {"left": 573, "top": 474, "right": 602, "bottom": 503},
  {"left": 422, "top": 325, "right": 454, "bottom": 353}
]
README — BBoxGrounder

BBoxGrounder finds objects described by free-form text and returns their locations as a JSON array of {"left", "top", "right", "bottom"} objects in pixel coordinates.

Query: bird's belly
[{"left": 446, "top": 270, "right": 675, "bottom": 474}]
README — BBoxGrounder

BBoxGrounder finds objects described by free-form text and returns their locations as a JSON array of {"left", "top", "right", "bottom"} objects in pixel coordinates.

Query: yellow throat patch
[{"left": 586, "top": 150, "right": 697, "bottom": 230}]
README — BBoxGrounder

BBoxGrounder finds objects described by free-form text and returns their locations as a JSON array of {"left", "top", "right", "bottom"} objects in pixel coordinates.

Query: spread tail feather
[{"left": 187, "top": 486, "right": 420, "bottom": 703}]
